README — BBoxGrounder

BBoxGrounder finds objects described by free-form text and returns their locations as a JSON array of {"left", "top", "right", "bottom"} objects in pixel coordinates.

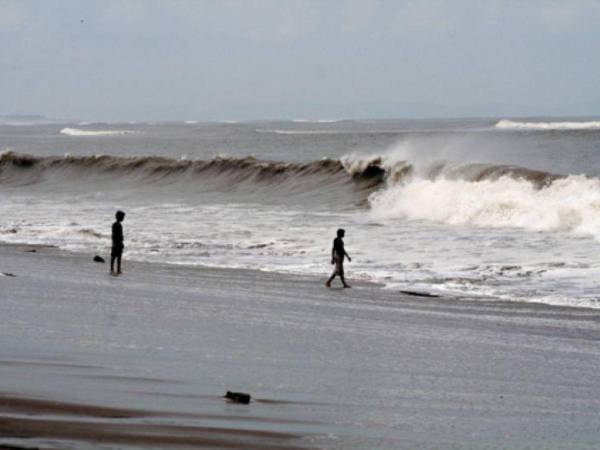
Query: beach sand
[{"left": 1, "top": 244, "right": 600, "bottom": 449}]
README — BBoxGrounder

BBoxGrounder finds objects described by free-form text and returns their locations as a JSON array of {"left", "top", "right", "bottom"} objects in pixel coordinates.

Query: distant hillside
[
  {"left": 1, "top": 114, "right": 47, "bottom": 120},
  {"left": 0, "top": 114, "right": 59, "bottom": 125}
]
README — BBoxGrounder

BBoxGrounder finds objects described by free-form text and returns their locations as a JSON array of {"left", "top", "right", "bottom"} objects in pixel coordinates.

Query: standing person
[
  {"left": 326, "top": 228, "right": 351, "bottom": 288},
  {"left": 111, "top": 210, "right": 126, "bottom": 275}
]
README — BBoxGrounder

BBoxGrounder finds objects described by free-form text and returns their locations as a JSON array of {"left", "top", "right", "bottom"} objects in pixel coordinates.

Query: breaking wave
[
  {"left": 60, "top": 127, "right": 136, "bottom": 136},
  {"left": 255, "top": 129, "right": 345, "bottom": 135},
  {"left": 0, "top": 152, "right": 385, "bottom": 206},
  {"left": 5, "top": 151, "right": 600, "bottom": 236},
  {"left": 341, "top": 154, "right": 600, "bottom": 235},
  {"left": 292, "top": 119, "right": 346, "bottom": 123},
  {"left": 495, "top": 119, "right": 600, "bottom": 131},
  {"left": 0, "top": 152, "right": 560, "bottom": 193},
  {"left": 369, "top": 169, "right": 600, "bottom": 236}
]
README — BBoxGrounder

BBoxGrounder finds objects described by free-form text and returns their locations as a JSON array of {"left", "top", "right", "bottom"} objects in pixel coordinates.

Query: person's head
[
  {"left": 337, "top": 228, "right": 345, "bottom": 238},
  {"left": 116, "top": 210, "right": 126, "bottom": 222}
]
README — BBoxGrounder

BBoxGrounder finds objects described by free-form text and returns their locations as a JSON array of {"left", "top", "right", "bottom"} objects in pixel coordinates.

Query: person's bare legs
[
  {"left": 325, "top": 273, "right": 336, "bottom": 287},
  {"left": 340, "top": 273, "right": 351, "bottom": 288},
  {"left": 110, "top": 253, "right": 122, "bottom": 275}
]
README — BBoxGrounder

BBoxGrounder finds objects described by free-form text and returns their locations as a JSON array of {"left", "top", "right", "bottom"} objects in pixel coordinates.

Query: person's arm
[
  {"left": 331, "top": 241, "right": 335, "bottom": 264},
  {"left": 114, "top": 223, "right": 123, "bottom": 245},
  {"left": 339, "top": 240, "right": 351, "bottom": 262}
]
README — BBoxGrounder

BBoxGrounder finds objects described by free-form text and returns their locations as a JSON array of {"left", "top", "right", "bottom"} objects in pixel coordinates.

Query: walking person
[{"left": 326, "top": 228, "right": 351, "bottom": 288}]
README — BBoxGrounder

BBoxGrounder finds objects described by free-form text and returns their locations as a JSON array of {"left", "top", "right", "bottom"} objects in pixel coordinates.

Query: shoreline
[
  {"left": 2, "top": 243, "right": 600, "bottom": 448},
  {"left": 2, "top": 241, "right": 599, "bottom": 315}
]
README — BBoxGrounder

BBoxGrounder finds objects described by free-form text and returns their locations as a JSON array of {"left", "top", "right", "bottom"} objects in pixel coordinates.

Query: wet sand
[
  {"left": 2, "top": 244, "right": 600, "bottom": 449},
  {"left": 0, "top": 395, "right": 303, "bottom": 449}
]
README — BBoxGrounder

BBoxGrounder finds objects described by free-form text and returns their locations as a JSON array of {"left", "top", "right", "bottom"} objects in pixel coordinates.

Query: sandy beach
[{"left": 2, "top": 244, "right": 600, "bottom": 449}]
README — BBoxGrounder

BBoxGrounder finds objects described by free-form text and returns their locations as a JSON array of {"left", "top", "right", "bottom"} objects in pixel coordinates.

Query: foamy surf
[
  {"left": 60, "top": 128, "right": 136, "bottom": 136},
  {"left": 370, "top": 174, "right": 600, "bottom": 236},
  {"left": 495, "top": 119, "right": 600, "bottom": 130}
]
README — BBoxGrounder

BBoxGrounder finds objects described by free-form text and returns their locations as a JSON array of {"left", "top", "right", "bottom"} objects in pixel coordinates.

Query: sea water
[{"left": 2, "top": 117, "right": 600, "bottom": 308}]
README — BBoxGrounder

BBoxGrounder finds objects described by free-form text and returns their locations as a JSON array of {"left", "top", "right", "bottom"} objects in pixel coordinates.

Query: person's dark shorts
[
  {"left": 111, "top": 246, "right": 123, "bottom": 258},
  {"left": 332, "top": 256, "right": 344, "bottom": 276}
]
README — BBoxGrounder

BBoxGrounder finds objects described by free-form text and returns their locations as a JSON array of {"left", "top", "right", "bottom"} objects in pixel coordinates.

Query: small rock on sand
[{"left": 224, "top": 391, "right": 251, "bottom": 404}]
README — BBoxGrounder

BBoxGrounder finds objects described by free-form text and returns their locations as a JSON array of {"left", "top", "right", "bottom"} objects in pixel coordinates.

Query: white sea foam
[
  {"left": 370, "top": 174, "right": 600, "bottom": 236},
  {"left": 60, "top": 127, "right": 135, "bottom": 136},
  {"left": 292, "top": 119, "right": 344, "bottom": 123},
  {"left": 495, "top": 119, "right": 600, "bottom": 130},
  {"left": 255, "top": 129, "right": 344, "bottom": 135}
]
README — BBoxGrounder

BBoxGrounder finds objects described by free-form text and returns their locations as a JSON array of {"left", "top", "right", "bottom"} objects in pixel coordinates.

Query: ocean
[{"left": 2, "top": 117, "right": 600, "bottom": 308}]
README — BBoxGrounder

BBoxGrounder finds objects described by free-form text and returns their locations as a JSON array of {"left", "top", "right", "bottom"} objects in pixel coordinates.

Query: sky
[{"left": 1, "top": 0, "right": 599, "bottom": 121}]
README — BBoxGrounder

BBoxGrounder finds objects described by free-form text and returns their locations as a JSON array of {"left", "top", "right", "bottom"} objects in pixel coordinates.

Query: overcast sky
[{"left": 1, "top": 0, "right": 599, "bottom": 121}]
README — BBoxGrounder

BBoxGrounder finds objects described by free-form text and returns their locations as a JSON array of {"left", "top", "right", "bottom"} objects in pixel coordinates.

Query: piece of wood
[{"left": 399, "top": 290, "right": 439, "bottom": 298}]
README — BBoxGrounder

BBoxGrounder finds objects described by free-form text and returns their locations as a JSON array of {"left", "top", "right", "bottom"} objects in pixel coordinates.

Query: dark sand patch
[
  {"left": 0, "top": 360, "right": 103, "bottom": 370},
  {"left": 0, "top": 416, "right": 305, "bottom": 449},
  {"left": 0, "top": 444, "right": 47, "bottom": 450},
  {"left": 0, "top": 395, "right": 155, "bottom": 419}
]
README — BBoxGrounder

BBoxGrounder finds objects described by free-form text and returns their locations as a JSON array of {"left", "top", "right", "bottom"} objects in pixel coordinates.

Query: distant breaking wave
[
  {"left": 495, "top": 119, "right": 600, "bottom": 130},
  {"left": 60, "top": 127, "right": 136, "bottom": 137},
  {"left": 255, "top": 129, "right": 346, "bottom": 135},
  {"left": 292, "top": 119, "right": 346, "bottom": 123}
]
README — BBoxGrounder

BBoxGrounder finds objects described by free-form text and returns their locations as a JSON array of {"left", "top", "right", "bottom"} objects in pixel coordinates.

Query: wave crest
[
  {"left": 60, "top": 127, "right": 136, "bottom": 136},
  {"left": 1, "top": 151, "right": 581, "bottom": 228},
  {"left": 0, "top": 153, "right": 383, "bottom": 203},
  {"left": 495, "top": 119, "right": 600, "bottom": 131},
  {"left": 0, "top": 151, "right": 561, "bottom": 191},
  {"left": 369, "top": 167, "right": 600, "bottom": 235}
]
